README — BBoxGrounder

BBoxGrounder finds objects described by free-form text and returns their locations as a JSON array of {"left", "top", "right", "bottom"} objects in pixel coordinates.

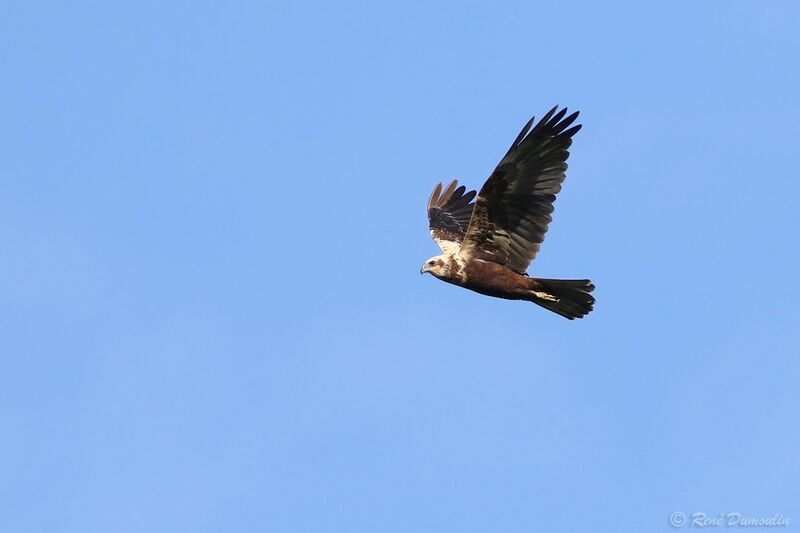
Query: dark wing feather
[
  {"left": 427, "top": 179, "right": 477, "bottom": 254},
  {"left": 458, "top": 106, "right": 581, "bottom": 274}
]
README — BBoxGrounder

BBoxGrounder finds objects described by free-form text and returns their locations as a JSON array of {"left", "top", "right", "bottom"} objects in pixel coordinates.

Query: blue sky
[{"left": 2, "top": 1, "right": 798, "bottom": 532}]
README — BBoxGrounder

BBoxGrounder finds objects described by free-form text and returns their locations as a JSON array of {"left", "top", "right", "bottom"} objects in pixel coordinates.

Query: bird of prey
[{"left": 420, "top": 106, "right": 595, "bottom": 319}]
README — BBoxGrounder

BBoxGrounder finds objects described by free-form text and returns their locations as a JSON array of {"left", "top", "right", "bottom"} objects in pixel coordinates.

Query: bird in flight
[{"left": 420, "top": 106, "right": 595, "bottom": 319}]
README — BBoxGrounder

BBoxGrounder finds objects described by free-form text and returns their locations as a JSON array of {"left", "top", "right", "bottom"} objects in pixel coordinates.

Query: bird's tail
[{"left": 528, "top": 278, "right": 595, "bottom": 320}]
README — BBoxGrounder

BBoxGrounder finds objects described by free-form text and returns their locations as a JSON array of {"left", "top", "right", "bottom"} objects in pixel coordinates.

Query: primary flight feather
[{"left": 421, "top": 106, "right": 595, "bottom": 319}]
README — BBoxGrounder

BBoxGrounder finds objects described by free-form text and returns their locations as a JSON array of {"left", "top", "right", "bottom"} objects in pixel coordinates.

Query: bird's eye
[{"left": 428, "top": 261, "right": 435, "bottom": 266}]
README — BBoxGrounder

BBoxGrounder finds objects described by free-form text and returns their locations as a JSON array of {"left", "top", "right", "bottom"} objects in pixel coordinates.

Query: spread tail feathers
[{"left": 529, "top": 278, "right": 595, "bottom": 320}]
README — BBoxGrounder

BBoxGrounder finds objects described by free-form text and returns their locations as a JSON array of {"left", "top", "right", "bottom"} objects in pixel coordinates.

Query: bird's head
[{"left": 420, "top": 255, "right": 449, "bottom": 277}]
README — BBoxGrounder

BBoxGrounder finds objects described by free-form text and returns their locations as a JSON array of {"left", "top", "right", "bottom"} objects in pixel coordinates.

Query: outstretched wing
[
  {"left": 458, "top": 106, "right": 581, "bottom": 274},
  {"left": 427, "top": 180, "right": 477, "bottom": 254}
]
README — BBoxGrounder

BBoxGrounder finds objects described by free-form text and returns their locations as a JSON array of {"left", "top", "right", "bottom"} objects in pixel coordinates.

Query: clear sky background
[{"left": 2, "top": 1, "right": 799, "bottom": 532}]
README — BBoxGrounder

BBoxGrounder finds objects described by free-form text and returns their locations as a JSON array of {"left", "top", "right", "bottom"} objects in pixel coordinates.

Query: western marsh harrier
[{"left": 420, "top": 106, "right": 595, "bottom": 319}]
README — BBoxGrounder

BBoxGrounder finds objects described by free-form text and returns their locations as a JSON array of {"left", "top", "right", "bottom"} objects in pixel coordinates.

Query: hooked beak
[{"left": 420, "top": 264, "right": 430, "bottom": 275}]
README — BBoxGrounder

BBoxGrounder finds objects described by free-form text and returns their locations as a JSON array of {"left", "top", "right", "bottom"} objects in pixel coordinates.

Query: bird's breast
[{"left": 457, "top": 259, "right": 531, "bottom": 299}]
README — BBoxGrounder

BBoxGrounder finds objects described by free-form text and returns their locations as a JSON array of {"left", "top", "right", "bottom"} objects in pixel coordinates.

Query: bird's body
[
  {"left": 421, "top": 106, "right": 595, "bottom": 319},
  {"left": 423, "top": 254, "right": 533, "bottom": 300}
]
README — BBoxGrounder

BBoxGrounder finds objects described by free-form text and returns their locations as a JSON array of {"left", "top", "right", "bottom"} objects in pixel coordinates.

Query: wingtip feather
[
  {"left": 440, "top": 180, "right": 458, "bottom": 205},
  {"left": 427, "top": 182, "right": 443, "bottom": 210}
]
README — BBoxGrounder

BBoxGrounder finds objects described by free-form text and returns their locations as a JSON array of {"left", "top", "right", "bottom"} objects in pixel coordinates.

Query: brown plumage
[{"left": 421, "top": 106, "right": 595, "bottom": 319}]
